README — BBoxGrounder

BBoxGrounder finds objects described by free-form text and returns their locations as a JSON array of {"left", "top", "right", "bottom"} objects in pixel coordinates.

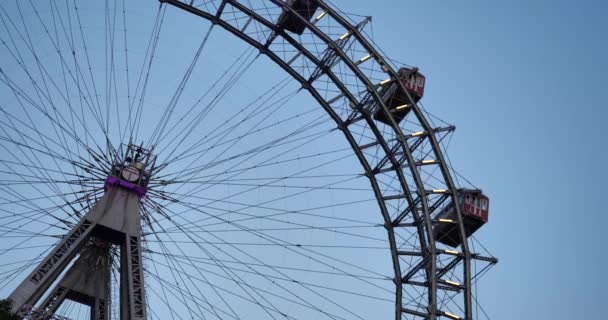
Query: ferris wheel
[{"left": 0, "top": 1, "right": 497, "bottom": 319}]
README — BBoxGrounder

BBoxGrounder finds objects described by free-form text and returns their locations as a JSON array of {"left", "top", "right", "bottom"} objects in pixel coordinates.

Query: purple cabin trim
[{"left": 104, "top": 176, "right": 147, "bottom": 197}]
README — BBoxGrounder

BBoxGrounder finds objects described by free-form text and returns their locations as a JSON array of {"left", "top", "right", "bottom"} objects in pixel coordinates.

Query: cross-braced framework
[
  {"left": 0, "top": 1, "right": 496, "bottom": 319},
  {"left": 38, "top": 240, "right": 110, "bottom": 320},
  {"left": 8, "top": 143, "right": 151, "bottom": 320}
]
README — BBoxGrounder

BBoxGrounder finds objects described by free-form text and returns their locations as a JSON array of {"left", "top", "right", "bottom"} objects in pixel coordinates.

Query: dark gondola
[
  {"left": 373, "top": 67, "right": 425, "bottom": 124},
  {"left": 434, "top": 189, "right": 490, "bottom": 247},
  {"left": 276, "top": 0, "right": 319, "bottom": 35}
]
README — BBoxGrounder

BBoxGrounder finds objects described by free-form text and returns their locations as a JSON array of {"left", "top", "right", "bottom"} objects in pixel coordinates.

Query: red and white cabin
[
  {"left": 397, "top": 67, "right": 425, "bottom": 99},
  {"left": 373, "top": 67, "right": 426, "bottom": 125},
  {"left": 434, "top": 189, "right": 490, "bottom": 247},
  {"left": 462, "top": 192, "right": 489, "bottom": 222}
]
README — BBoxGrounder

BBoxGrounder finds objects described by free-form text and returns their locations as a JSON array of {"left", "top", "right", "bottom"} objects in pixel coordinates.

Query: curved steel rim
[{"left": 157, "top": 1, "right": 474, "bottom": 319}]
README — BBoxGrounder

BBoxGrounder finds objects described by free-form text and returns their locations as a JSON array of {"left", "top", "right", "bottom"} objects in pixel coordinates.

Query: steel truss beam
[
  {"left": 159, "top": 0, "right": 478, "bottom": 319},
  {"left": 9, "top": 186, "right": 147, "bottom": 320},
  {"left": 39, "top": 241, "right": 110, "bottom": 320}
]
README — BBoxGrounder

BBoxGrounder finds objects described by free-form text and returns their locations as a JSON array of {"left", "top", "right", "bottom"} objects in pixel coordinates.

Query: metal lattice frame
[
  {"left": 8, "top": 186, "right": 147, "bottom": 320},
  {"left": 0, "top": 0, "right": 497, "bottom": 318},
  {"left": 39, "top": 242, "right": 110, "bottom": 320},
  {"left": 157, "top": 1, "right": 493, "bottom": 319}
]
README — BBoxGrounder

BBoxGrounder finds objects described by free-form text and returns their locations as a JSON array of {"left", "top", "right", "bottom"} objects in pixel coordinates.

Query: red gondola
[
  {"left": 434, "top": 189, "right": 490, "bottom": 247},
  {"left": 373, "top": 67, "right": 426, "bottom": 125},
  {"left": 276, "top": 0, "right": 319, "bottom": 35}
]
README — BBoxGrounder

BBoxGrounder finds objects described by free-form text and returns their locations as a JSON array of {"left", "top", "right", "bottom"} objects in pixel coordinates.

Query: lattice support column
[
  {"left": 8, "top": 142, "right": 153, "bottom": 320},
  {"left": 39, "top": 286, "right": 69, "bottom": 315},
  {"left": 36, "top": 241, "right": 111, "bottom": 320},
  {"left": 121, "top": 235, "right": 147, "bottom": 320},
  {"left": 9, "top": 220, "right": 95, "bottom": 314},
  {"left": 9, "top": 186, "right": 147, "bottom": 319},
  {"left": 91, "top": 298, "right": 108, "bottom": 320}
]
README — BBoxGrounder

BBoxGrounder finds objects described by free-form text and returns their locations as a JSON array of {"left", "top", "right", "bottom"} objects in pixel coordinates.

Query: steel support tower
[{"left": 8, "top": 143, "right": 154, "bottom": 320}]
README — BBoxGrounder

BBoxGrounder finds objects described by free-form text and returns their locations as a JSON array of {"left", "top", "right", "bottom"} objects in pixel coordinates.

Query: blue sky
[{"left": 347, "top": 0, "right": 606, "bottom": 318}]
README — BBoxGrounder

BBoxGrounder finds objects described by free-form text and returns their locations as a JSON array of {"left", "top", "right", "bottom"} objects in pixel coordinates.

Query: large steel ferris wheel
[{"left": 0, "top": 0, "right": 497, "bottom": 319}]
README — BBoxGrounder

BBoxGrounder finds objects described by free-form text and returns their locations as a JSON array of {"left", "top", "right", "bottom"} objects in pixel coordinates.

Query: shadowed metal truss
[
  {"left": 0, "top": 0, "right": 496, "bottom": 319},
  {"left": 158, "top": 1, "right": 495, "bottom": 319},
  {"left": 8, "top": 144, "right": 151, "bottom": 320},
  {"left": 38, "top": 241, "right": 111, "bottom": 320}
]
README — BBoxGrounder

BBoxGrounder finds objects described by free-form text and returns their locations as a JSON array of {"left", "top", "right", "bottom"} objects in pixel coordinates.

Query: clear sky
[{"left": 346, "top": 0, "right": 606, "bottom": 318}]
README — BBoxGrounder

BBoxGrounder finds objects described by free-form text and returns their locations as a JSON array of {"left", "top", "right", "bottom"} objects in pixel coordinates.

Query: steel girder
[
  {"left": 159, "top": 1, "right": 477, "bottom": 319},
  {"left": 8, "top": 187, "right": 147, "bottom": 320}
]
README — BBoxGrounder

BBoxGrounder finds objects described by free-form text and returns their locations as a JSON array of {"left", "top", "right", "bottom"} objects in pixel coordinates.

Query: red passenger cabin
[
  {"left": 434, "top": 189, "right": 490, "bottom": 247},
  {"left": 374, "top": 67, "right": 426, "bottom": 125},
  {"left": 277, "top": 0, "right": 319, "bottom": 35}
]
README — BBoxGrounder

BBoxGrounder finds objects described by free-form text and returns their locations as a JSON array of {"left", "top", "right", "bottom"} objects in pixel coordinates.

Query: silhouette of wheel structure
[{"left": 0, "top": 1, "right": 496, "bottom": 319}]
